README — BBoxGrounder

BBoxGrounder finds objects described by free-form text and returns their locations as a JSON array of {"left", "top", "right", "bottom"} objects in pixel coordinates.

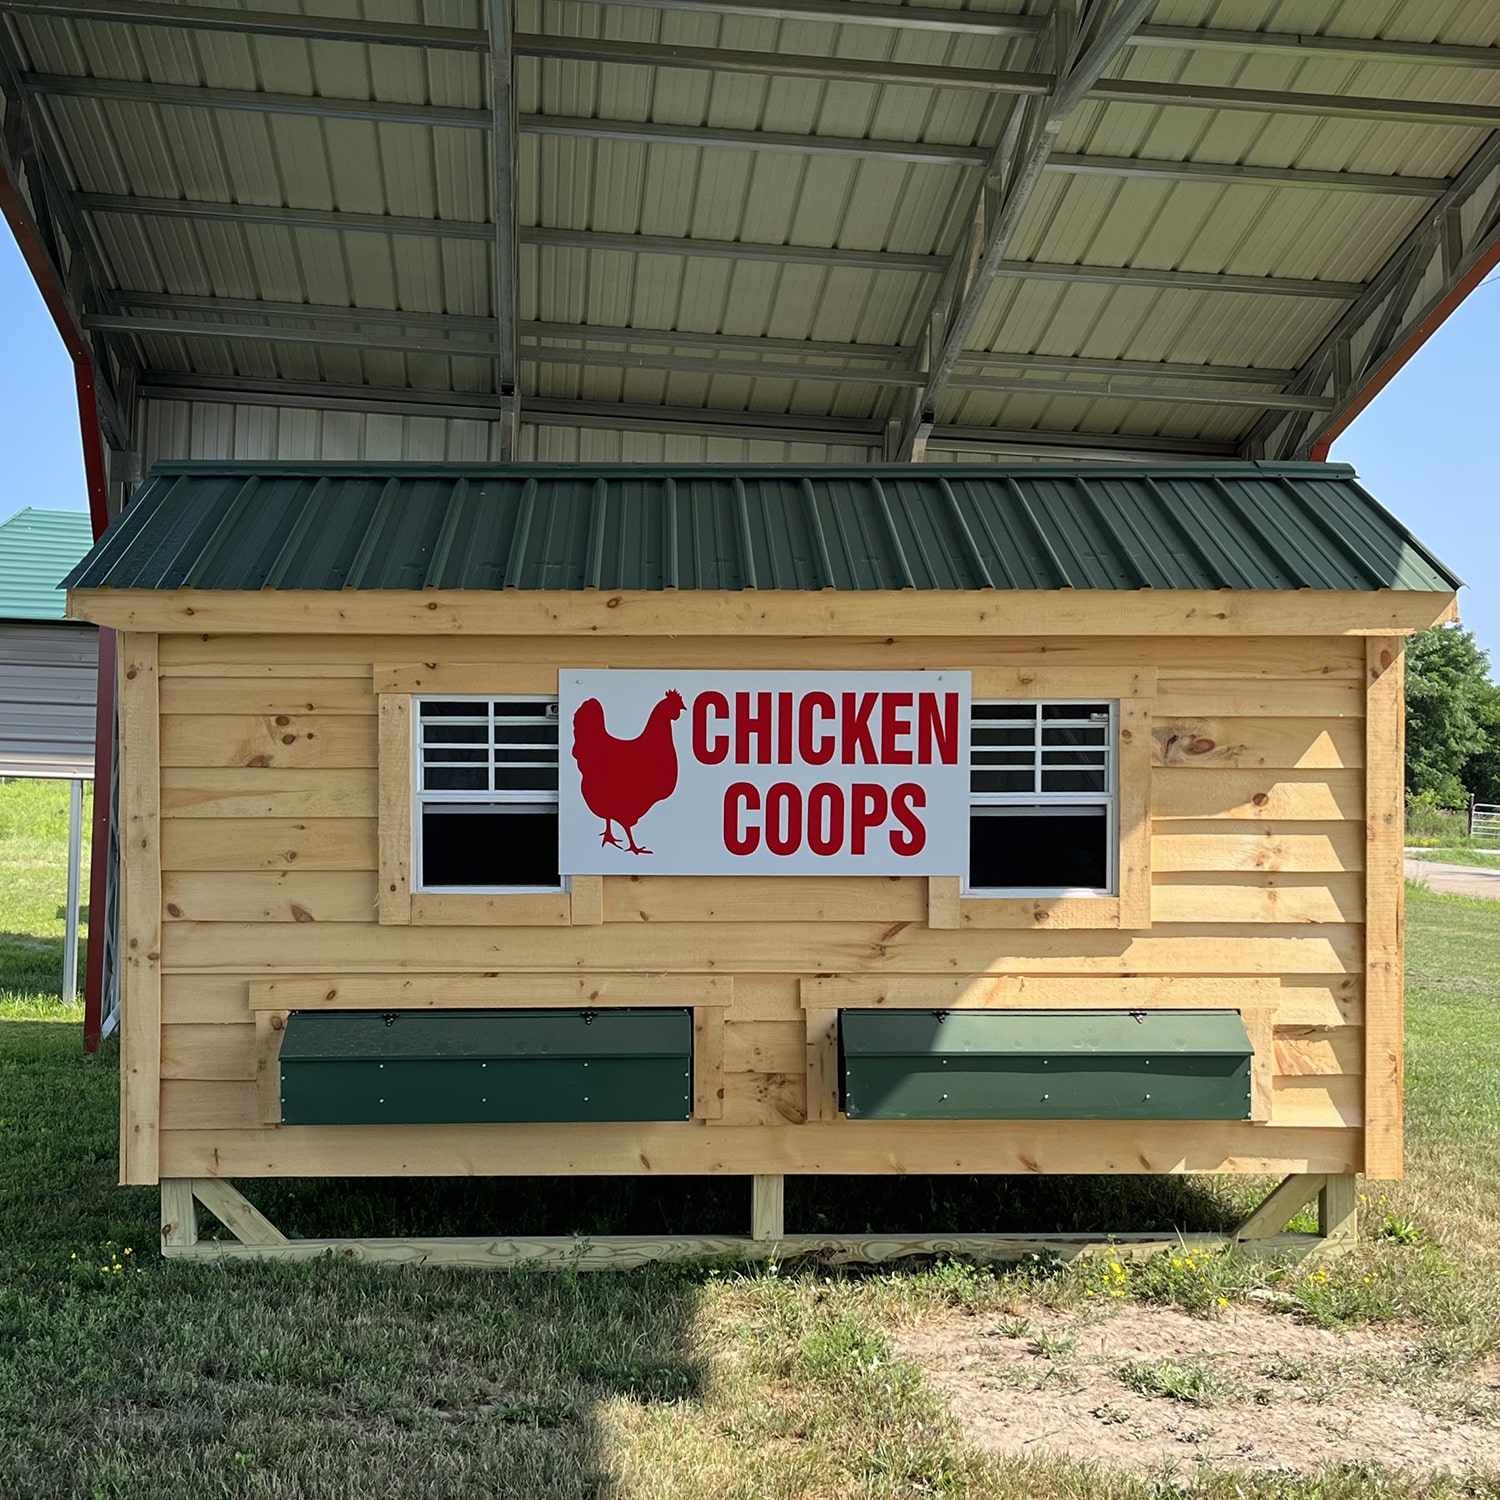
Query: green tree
[
  {"left": 1463, "top": 681, "right": 1500, "bottom": 805},
  {"left": 1405, "top": 624, "right": 1492, "bottom": 806}
]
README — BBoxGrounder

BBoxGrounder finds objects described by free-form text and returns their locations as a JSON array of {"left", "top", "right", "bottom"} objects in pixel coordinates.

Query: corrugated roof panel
[
  {"left": 63, "top": 461, "right": 1461, "bottom": 597},
  {"left": 0, "top": 511, "right": 96, "bottom": 622}
]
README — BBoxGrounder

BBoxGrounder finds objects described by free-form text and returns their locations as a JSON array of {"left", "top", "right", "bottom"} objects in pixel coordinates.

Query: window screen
[
  {"left": 969, "top": 702, "right": 1115, "bottom": 895},
  {"left": 415, "top": 698, "right": 562, "bottom": 891}
]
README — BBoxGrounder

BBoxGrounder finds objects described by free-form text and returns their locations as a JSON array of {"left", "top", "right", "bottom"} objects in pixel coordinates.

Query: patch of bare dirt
[{"left": 898, "top": 1304, "right": 1500, "bottom": 1477}]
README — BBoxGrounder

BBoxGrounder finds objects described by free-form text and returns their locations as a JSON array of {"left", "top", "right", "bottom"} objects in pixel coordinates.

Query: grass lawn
[{"left": 3, "top": 779, "right": 1500, "bottom": 1498}]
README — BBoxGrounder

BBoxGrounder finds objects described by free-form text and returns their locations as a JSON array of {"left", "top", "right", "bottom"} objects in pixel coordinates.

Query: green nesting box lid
[
  {"left": 279, "top": 1007, "right": 693, "bottom": 1126},
  {"left": 841, "top": 1008, "right": 1253, "bottom": 1122}
]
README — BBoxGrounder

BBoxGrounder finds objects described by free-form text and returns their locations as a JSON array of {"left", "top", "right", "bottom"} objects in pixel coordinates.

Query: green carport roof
[
  {"left": 1, "top": 509, "right": 96, "bottom": 621},
  {"left": 63, "top": 462, "right": 1460, "bottom": 596}
]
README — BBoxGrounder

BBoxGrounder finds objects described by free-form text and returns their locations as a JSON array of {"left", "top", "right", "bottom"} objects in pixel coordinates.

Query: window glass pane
[
  {"left": 423, "top": 764, "right": 488, "bottom": 792},
  {"left": 1040, "top": 769, "right": 1108, "bottom": 793},
  {"left": 423, "top": 722, "right": 487, "bottom": 746},
  {"left": 421, "top": 701, "right": 481, "bottom": 718},
  {"left": 969, "top": 807, "right": 1108, "bottom": 891},
  {"left": 972, "top": 769, "right": 1035, "bottom": 794},
  {"left": 1042, "top": 703, "right": 1108, "bottom": 721},
  {"left": 420, "top": 805, "right": 560, "bottom": 888},
  {"left": 419, "top": 698, "right": 560, "bottom": 800}
]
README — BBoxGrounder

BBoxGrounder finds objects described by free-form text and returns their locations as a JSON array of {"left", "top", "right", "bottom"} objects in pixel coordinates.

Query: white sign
[{"left": 558, "top": 671, "right": 970, "bottom": 876}]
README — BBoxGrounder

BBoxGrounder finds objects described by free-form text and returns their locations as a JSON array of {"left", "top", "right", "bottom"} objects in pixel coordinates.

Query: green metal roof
[
  {"left": 0, "top": 509, "right": 96, "bottom": 622},
  {"left": 63, "top": 462, "right": 1461, "bottom": 596}
]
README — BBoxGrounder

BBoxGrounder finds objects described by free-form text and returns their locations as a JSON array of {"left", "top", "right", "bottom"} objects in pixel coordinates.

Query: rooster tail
[{"left": 571, "top": 697, "right": 606, "bottom": 763}]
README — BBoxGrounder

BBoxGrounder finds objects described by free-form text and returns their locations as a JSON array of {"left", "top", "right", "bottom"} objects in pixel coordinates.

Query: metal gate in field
[{"left": 1470, "top": 802, "right": 1500, "bottom": 845}]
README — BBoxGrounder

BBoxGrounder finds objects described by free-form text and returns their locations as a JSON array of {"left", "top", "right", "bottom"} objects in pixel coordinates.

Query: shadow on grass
[
  {"left": 0, "top": 1017, "right": 708, "bottom": 1499},
  {"left": 0, "top": 928, "right": 85, "bottom": 998}
]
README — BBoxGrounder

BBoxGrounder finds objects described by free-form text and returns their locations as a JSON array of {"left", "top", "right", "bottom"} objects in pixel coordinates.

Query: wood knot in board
[
  {"left": 281, "top": 734, "right": 297, "bottom": 745},
  {"left": 289, "top": 903, "right": 315, "bottom": 923},
  {"left": 125, "top": 667, "right": 138, "bottom": 680},
  {"left": 324, "top": 988, "right": 338, "bottom": 1001},
  {"left": 246, "top": 754, "right": 272, "bottom": 768},
  {"left": 275, "top": 715, "right": 291, "bottom": 726},
  {"left": 426, "top": 600, "right": 439, "bottom": 610},
  {"left": 606, "top": 596, "right": 622, "bottom": 609},
  {"left": 1252, "top": 791, "right": 1271, "bottom": 807},
  {"left": 165, "top": 903, "right": 182, "bottom": 918},
  {"left": 271, "top": 1014, "right": 285, "bottom": 1031}
]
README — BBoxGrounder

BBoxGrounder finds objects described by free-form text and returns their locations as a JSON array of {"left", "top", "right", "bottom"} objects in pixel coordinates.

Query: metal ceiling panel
[{"left": 6, "top": 0, "right": 1500, "bottom": 463}]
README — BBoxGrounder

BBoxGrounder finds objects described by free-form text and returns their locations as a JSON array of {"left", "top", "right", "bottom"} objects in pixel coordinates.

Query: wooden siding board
[
  {"left": 159, "top": 922, "right": 1365, "bottom": 975},
  {"left": 119, "top": 633, "right": 162, "bottom": 1185},
  {"left": 160, "top": 818, "right": 377, "bottom": 871},
  {"left": 73, "top": 589, "right": 1458, "bottom": 639},
  {"left": 156, "top": 1122, "right": 1364, "bottom": 1179},
  {"left": 138, "top": 630, "right": 1377, "bottom": 1176},
  {"left": 1365, "top": 637, "right": 1405, "bottom": 1178}
]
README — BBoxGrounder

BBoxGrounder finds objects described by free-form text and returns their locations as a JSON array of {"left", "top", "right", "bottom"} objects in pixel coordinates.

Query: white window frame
[
  {"left": 965, "top": 699, "right": 1118, "bottom": 900},
  {"left": 412, "top": 693, "right": 568, "bottom": 895}
]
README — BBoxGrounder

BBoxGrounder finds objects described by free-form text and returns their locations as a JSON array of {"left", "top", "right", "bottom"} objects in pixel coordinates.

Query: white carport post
[{"left": 62, "top": 776, "right": 84, "bottom": 1004}]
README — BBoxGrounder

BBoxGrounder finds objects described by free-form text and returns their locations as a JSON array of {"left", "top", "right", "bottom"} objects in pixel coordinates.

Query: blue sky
[{"left": 0, "top": 226, "right": 1493, "bottom": 661}]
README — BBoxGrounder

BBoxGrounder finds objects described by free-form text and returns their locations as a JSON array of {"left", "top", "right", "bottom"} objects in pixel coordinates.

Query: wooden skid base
[
  {"left": 159, "top": 1229, "right": 1335, "bottom": 1270},
  {"left": 160, "top": 1173, "right": 1358, "bottom": 1270}
]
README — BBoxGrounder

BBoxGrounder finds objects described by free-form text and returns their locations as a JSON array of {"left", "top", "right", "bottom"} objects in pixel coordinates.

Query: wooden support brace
[
  {"left": 1318, "top": 1174, "right": 1359, "bottom": 1243},
  {"left": 191, "top": 1178, "right": 290, "bottom": 1247},
  {"left": 751, "top": 1175, "right": 785, "bottom": 1242},
  {"left": 160, "top": 1179, "right": 198, "bottom": 1249},
  {"left": 1234, "top": 1174, "right": 1328, "bottom": 1240}
]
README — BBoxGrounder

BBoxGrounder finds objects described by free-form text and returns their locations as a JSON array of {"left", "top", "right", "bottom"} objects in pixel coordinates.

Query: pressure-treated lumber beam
[
  {"left": 488, "top": 0, "right": 519, "bottom": 455},
  {"left": 160, "top": 1231, "right": 1348, "bottom": 1267},
  {"left": 890, "top": 0, "right": 1158, "bottom": 460},
  {"left": 1244, "top": 130, "right": 1500, "bottom": 460}
]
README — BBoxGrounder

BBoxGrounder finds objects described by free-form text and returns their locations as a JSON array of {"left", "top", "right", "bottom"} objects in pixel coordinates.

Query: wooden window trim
[
  {"left": 931, "top": 677, "right": 1154, "bottom": 932},
  {"left": 378, "top": 668, "right": 594, "bottom": 924}
]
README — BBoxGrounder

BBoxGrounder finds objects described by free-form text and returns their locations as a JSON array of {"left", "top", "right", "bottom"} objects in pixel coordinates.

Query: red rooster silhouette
[{"left": 572, "top": 689, "right": 686, "bottom": 855}]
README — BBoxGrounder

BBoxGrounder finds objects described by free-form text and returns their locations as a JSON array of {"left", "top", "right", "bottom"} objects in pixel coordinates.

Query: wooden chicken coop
[{"left": 64, "top": 460, "right": 1459, "bottom": 1266}]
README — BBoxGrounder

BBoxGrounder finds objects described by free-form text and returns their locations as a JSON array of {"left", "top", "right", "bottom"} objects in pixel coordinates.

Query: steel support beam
[
  {"left": 2, "top": 1, "right": 491, "bottom": 50},
  {"left": 24, "top": 73, "right": 493, "bottom": 128},
  {"left": 891, "top": 0, "right": 1166, "bottom": 460},
  {"left": 14, "top": 2, "right": 1500, "bottom": 73},
  {"left": 1243, "top": 132, "right": 1500, "bottom": 461},
  {"left": 489, "top": 0, "right": 519, "bottom": 455},
  {"left": 101, "top": 312, "right": 1324, "bottom": 409},
  {"left": 78, "top": 191, "right": 494, "bottom": 241},
  {"left": 525, "top": 112, "right": 987, "bottom": 166},
  {"left": 25, "top": 54, "right": 1500, "bottom": 132},
  {"left": 73, "top": 192, "right": 1360, "bottom": 296},
  {"left": 1046, "top": 153, "right": 1449, "bottom": 198}
]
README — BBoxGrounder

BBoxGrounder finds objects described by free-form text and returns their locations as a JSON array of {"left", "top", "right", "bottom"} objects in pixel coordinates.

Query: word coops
[{"left": 691, "top": 689, "right": 961, "bottom": 860}]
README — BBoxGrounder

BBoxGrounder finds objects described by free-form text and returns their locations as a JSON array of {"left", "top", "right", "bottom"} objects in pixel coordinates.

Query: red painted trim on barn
[
  {"left": 1, "top": 154, "right": 118, "bottom": 1047},
  {"left": 1312, "top": 235, "right": 1500, "bottom": 461},
  {"left": 82, "top": 628, "right": 116, "bottom": 1052}
]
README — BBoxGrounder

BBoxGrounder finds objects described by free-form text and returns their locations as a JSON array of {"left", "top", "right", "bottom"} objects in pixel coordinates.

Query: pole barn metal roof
[
  {"left": 2, "top": 1, "right": 1500, "bottom": 482},
  {"left": 62, "top": 461, "right": 1462, "bottom": 595}
]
